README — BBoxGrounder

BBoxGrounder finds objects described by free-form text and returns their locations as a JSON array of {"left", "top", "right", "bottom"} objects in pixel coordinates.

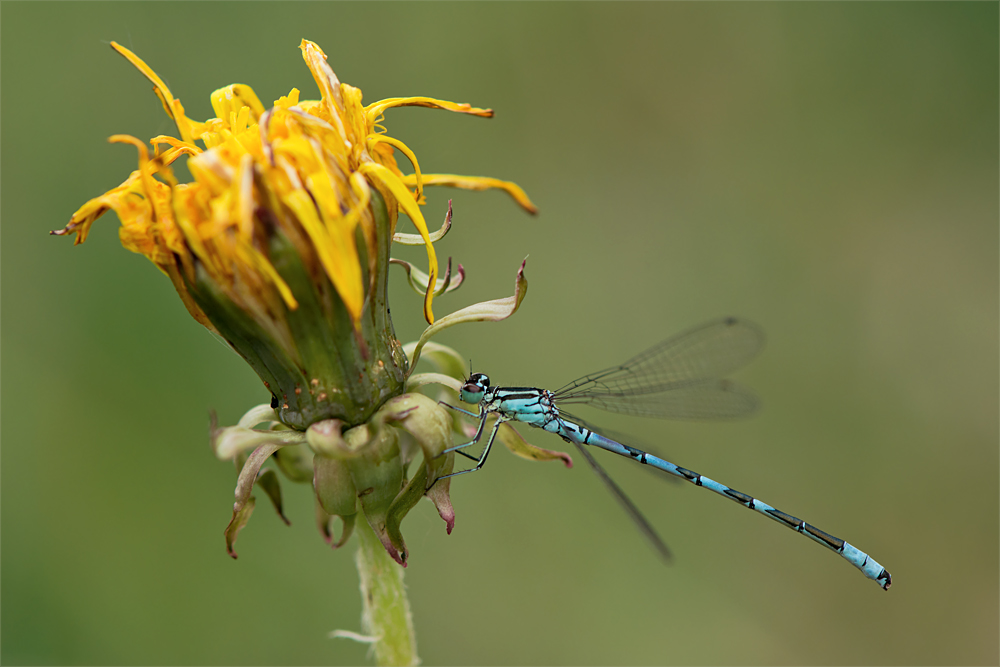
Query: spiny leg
[
  {"left": 439, "top": 402, "right": 481, "bottom": 420},
  {"left": 434, "top": 417, "right": 506, "bottom": 484},
  {"left": 437, "top": 402, "right": 489, "bottom": 459}
]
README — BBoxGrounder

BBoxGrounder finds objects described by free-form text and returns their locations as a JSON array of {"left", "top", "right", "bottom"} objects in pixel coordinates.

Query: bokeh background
[{"left": 3, "top": 2, "right": 997, "bottom": 665}]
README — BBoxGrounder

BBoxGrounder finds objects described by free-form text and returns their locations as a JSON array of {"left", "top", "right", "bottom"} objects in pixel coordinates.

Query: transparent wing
[
  {"left": 572, "top": 379, "right": 760, "bottom": 421},
  {"left": 570, "top": 440, "right": 673, "bottom": 563},
  {"left": 553, "top": 318, "right": 764, "bottom": 420}
]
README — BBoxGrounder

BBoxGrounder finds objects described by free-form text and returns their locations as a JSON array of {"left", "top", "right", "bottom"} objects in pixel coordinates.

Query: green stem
[{"left": 355, "top": 518, "right": 418, "bottom": 666}]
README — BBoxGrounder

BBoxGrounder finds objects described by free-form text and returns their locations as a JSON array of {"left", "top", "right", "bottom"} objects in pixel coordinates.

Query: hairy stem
[{"left": 355, "top": 518, "right": 418, "bottom": 666}]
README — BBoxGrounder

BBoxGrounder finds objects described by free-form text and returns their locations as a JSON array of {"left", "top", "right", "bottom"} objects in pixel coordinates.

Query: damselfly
[{"left": 437, "top": 317, "right": 892, "bottom": 591}]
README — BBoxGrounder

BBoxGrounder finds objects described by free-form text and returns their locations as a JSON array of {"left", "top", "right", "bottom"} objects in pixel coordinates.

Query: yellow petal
[
  {"left": 399, "top": 173, "right": 538, "bottom": 215},
  {"left": 365, "top": 97, "right": 493, "bottom": 124},
  {"left": 367, "top": 135, "right": 422, "bottom": 201},
  {"left": 360, "top": 161, "right": 439, "bottom": 323},
  {"left": 210, "top": 84, "right": 265, "bottom": 125},
  {"left": 110, "top": 42, "right": 196, "bottom": 144}
]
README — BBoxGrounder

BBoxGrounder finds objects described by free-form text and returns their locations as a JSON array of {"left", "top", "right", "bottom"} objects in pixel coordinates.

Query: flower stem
[{"left": 355, "top": 518, "right": 418, "bottom": 666}]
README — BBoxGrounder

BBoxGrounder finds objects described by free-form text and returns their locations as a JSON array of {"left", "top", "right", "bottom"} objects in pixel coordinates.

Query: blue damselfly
[{"left": 438, "top": 317, "right": 892, "bottom": 591}]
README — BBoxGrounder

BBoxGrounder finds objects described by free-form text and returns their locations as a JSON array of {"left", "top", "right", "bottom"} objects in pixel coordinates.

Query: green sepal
[
  {"left": 343, "top": 423, "right": 406, "bottom": 564},
  {"left": 314, "top": 455, "right": 358, "bottom": 517},
  {"left": 380, "top": 393, "right": 453, "bottom": 484},
  {"left": 377, "top": 393, "right": 456, "bottom": 560},
  {"left": 255, "top": 468, "right": 291, "bottom": 526},
  {"left": 274, "top": 444, "right": 314, "bottom": 483},
  {"left": 316, "top": 502, "right": 356, "bottom": 550}
]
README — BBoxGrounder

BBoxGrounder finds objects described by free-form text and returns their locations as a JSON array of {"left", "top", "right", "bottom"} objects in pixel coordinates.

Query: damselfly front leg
[
  {"left": 438, "top": 402, "right": 488, "bottom": 461},
  {"left": 435, "top": 402, "right": 508, "bottom": 484}
]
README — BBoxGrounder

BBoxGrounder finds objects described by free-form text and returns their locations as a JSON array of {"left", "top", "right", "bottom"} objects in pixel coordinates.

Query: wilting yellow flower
[
  {"left": 54, "top": 39, "right": 536, "bottom": 430},
  {"left": 54, "top": 40, "right": 569, "bottom": 579}
]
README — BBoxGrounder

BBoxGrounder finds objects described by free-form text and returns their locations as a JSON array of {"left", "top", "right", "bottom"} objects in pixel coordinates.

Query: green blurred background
[{"left": 3, "top": 2, "right": 997, "bottom": 665}]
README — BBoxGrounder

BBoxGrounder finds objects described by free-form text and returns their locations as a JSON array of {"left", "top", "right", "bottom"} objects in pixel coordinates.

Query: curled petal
[
  {"left": 407, "top": 259, "right": 528, "bottom": 373},
  {"left": 226, "top": 442, "right": 291, "bottom": 558},
  {"left": 393, "top": 199, "right": 453, "bottom": 245},
  {"left": 360, "top": 161, "right": 439, "bottom": 323},
  {"left": 423, "top": 466, "right": 456, "bottom": 534},
  {"left": 224, "top": 496, "right": 255, "bottom": 559},
  {"left": 238, "top": 404, "right": 281, "bottom": 429},
  {"left": 390, "top": 257, "right": 465, "bottom": 296},
  {"left": 365, "top": 96, "right": 493, "bottom": 123},
  {"left": 368, "top": 135, "right": 423, "bottom": 201},
  {"left": 400, "top": 174, "right": 538, "bottom": 215},
  {"left": 298, "top": 40, "right": 347, "bottom": 139},
  {"left": 211, "top": 422, "right": 306, "bottom": 461},
  {"left": 109, "top": 42, "right": 196, "bottom": 144},
  {"left": 402, "top": 341, "right": 468, "bottom": 381},
  {"left": 405, "top": 373, "right": 462, "bottom": 394},
  {"left": 232, "top": 444, "right": 281, "bottom": 514}
]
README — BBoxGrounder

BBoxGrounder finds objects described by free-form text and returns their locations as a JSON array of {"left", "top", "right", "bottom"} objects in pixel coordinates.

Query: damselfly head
[{"left": 460, "top": 373, "right": 490, "bottom": 403}]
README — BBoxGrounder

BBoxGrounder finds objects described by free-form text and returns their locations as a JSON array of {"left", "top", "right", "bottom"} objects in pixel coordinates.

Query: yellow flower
[
  {"left": 55, "top": 40, "right": 535, "bottom": 326},
  {"left": 53, "top": 39, "right": 536, "bottom": 429}
]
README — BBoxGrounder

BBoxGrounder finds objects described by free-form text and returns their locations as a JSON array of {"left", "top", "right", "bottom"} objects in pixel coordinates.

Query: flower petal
[
  {"left": 224, "top": 496, "right": 255, "bottom": 559},
  {"left": 365, "top": 97, "right": 493, "bottom": 123},
  {"left": 109, "top": 42, "right": 196, "bottom": 144},
  {"left": 368, "top": 135, "right": 422, "bottom": 201},
  {"left": 399, "top": 173, "right": 538, "bottom": 215},
  {"left": 360, "top": 161, "right": 439, "bottom": 323},
  {"left": 405, "top": 372, "right": 462, "bottom": 394},
  {"left": 226, "top": 442, "right": 287, "bottom": 558},
  {"left": 407, "top": 258, "right": 528, "bottom": 372},
  {"left": 211, "top": 422, "right": 306, "bottom": 461},
  {"left": 210, "top": 84, "right": 265, "bottom": 126},
  {"left": 389, "top": 257, "right": 465, "bottom": 297},
  {"left": 392, "top": 199, "right": 453, "bottom": 245},
  {"left": 401, "top": 341, "right": 468, "bottom": 381}
]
